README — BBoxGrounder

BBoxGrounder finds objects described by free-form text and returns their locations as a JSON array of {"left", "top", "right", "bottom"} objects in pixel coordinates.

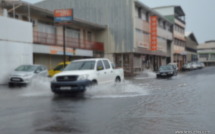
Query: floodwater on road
[{"left": 0, "top": 67, "right": 214, "bottom": 134}]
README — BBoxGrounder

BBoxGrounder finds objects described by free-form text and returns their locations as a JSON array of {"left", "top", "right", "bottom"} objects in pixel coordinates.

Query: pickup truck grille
[{"left": 56, "top": 76, "right": 78, "bottom": 82}]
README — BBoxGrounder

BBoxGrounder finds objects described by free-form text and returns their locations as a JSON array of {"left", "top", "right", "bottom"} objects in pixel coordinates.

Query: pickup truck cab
[{"left": 51, "top": 58, "right": 124, "bottom": 94}]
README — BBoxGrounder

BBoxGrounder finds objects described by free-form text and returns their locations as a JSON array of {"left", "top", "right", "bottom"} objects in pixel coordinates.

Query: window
[
  {"left": 163, "top": 21, "right": 166, "bottom": 29},
  {"left": 97, "top": 60, "right": 104, "bottom": 70},
  {"left": 174, "top": 39, "right": 178, "bottom": 45},
  {"left": 146, "top": 12, "right": 149, "bottom": 22},
  {"left": 87, "top": 31, "right": 92, "bottom": 41},
  {"left": 66, "top": 28, "right": 81, "bottom": 46},
  {"left": 111, "top": 63, "right": 116, "bottom": 69},
  {"left": 103, "top": 60, "right": 111, "bottom": 69},
  {"left": 210, "top": 54, "right": 215, "bottom": 60},
  {"left": 138, "top": 7, "right": 142, "bottom": 19},
  {"left": 66, "top": 28, "right": 80, "bottom": 39},
  {"left": 38, "top": 22, "right": 55, "bottom": 34},
  {"left": 141, "top": 10, "right": 147, "bottom": 20},
  {"left": 159, "top": 19, "right": 163, "bottom": 28},
  {"left": 200, "top": 54, "right": 208, "bottom": 59}
]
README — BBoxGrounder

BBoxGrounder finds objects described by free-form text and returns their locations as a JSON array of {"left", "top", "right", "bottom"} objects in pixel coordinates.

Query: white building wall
[
  {"left": 0, "top": 16, "right": 32, "bottom": 42},
  {"left": 0, "top": 16, "right": 33, "bottom": 84}
]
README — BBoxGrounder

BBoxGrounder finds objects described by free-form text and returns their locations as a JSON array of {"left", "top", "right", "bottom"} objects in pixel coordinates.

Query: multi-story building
[
  {"left": 185, "top": 32, "right": 198, "bottom": 62},
  {"left": 36, "top": 0, "right": 173, "bottom": 75},
  {"left": 198, "top": 41, "right": 215, "bottom": 66},
  {"left": 0, "top": 0, "right": 106, "bottom": 70},
  {"left": 154, "top": 6, "right": 186, "bottom": 70}
]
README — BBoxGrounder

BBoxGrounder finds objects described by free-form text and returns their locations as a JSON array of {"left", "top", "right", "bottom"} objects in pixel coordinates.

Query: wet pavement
[{"left": 0, "top": 67, "right": 214, "bottom": 134}]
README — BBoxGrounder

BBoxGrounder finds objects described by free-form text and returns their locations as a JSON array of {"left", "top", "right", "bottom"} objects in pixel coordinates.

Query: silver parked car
[
  {"left": 197, "top": 62, "right": 205, "bottom": 69},
  {"left": 8, "top": 65, "right": 48, "bottom": 87},
  {"left": 182, "top": 63, "right": 192, "bottom": 71},
  {"left": 190, "top": 62, "right": 198, "bottom": 70}
]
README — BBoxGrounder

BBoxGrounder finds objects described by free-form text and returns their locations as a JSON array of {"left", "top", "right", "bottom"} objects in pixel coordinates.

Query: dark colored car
[{"left": 157, "top": 65, "right": 175, "bottom": 78}]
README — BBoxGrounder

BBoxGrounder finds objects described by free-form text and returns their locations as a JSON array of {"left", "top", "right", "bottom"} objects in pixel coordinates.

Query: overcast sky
[{"left": 24, "top": 0, "right": 215, "bottom": 43}]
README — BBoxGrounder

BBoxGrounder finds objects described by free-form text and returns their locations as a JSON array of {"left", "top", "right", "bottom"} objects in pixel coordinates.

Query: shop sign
[
  {"left": 54, "top": 9, "right": 73, "bottom": 22},
  {"left": 50, "top": 46, "right": 75, "bottom": 56},
  {"left": 150, "top": 16, "right": 158, "bottom": 51}
]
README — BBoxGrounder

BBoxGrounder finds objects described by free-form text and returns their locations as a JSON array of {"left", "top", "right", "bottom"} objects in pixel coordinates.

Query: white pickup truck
[{"left": 51, "top": 58, "right": 124, "bottom": 94}]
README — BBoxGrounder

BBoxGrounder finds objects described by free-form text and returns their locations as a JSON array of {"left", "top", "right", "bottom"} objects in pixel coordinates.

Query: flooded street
[{"left": 0, "top": 67, "right": 214, "bottom": 134}]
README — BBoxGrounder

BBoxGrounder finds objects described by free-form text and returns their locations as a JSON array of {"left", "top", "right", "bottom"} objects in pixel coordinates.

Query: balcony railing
[{"left": 33, "top": 31, "right": 104, "bottom": 52}]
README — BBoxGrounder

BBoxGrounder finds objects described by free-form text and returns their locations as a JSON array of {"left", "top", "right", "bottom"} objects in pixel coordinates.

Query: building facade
[
  {"left": 1, "top": 0, "right": 106, "bottom": 70},
  {"left": 36, "top": 0, "right": 173, "bottom": 75},
  {"left": 198, "top": 41, "right": 215, "bottom": 66},
  {"left": 154, "top": 6, "right": 186, "bottom": 70},
  {"left": 185, "top": 32, "right": 198, "bottom": 62}
]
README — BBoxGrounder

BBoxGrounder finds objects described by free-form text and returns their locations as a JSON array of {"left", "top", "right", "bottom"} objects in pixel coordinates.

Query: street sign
[{"left": 54, "top": 9, "right": 73, "bottom": 22}]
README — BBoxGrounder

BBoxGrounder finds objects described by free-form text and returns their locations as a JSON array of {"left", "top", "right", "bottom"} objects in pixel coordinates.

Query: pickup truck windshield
[{"left": 64, "top": 61, "right": 95, "bottom": 71}]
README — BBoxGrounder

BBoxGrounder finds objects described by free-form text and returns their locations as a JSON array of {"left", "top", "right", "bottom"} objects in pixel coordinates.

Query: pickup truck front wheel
[
  {"left": 89, "top": 80, "right": 97, "bottom": 87},
  {"left": 115, "top": 77, "right": 121, "bottom": 83}
]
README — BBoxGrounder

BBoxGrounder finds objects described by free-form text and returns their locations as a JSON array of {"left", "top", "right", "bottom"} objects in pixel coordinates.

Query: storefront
[
  {"left": 173, "top": 45, "right": 187, "bottom": 70},
  {"left": 33, "top": 44, "right": 94, "bottom": 69},
  {"left": 115, "top": 52, "right": 167, "bottom": 76}
]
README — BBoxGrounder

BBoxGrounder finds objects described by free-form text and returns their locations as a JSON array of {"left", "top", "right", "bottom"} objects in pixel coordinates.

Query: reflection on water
[{"left": 85, "top": 81, "right": 148, "bottom": 99}]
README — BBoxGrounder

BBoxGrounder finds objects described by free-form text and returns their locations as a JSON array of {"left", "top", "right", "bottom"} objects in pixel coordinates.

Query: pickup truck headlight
[{"left": 78, "top": 74, "right": 89, "bottom": 80}]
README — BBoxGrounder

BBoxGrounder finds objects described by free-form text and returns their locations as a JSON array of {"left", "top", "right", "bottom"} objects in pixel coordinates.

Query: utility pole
[{"left": 63, "top": 25, "right": 66, "bottom": 68}]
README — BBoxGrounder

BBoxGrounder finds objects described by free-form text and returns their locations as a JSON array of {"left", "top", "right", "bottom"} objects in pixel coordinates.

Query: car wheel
[
  {"left": 91, "top": 80, "right": 97, "bottom": 86},
  {"left": 87, "top": 80, "right": 97, "bottom": 88},
  {"left": 115, "top": 77, "right": 121, "bottom": 83},
  {"left": 8, "top": 83, "right": 14, "bottom": 88}
]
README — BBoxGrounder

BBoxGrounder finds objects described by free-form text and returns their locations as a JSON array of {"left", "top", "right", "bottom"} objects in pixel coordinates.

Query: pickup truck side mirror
[{"left": 97, "top": 66, "right": 104, "bottom": 71}]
